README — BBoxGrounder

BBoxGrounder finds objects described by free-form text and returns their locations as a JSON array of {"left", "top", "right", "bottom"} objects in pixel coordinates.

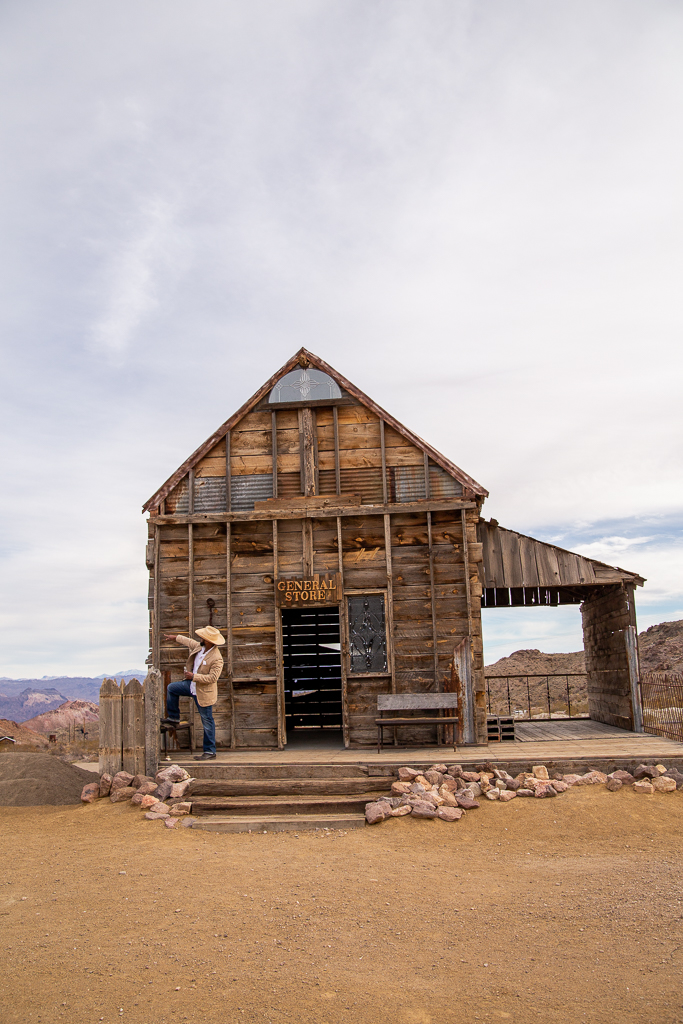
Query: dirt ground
[{"left": 1, "top": 788, "right": 682, "bottom": 1024}]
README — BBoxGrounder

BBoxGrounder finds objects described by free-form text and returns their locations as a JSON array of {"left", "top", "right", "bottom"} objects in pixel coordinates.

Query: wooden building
[{"left": 143, "top": 349, "right": 645, "bottom": 749}]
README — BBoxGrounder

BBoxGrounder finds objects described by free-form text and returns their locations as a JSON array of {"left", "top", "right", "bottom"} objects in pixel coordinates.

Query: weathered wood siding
[{"left": 148, "top": 393, "right": 491, "bottom": 748}]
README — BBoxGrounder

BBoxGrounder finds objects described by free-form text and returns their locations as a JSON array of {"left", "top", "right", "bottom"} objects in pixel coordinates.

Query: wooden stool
[{"left": 161, "top": 720, "right": 193, "bottom": 755}]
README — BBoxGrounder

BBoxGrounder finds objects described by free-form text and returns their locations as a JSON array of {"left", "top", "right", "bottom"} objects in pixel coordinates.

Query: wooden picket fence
[{"left": 99, "top": 669, "right": 162, "bottom": 777}]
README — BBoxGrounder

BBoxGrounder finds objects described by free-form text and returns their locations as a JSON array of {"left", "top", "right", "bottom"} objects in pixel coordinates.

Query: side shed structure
[{"left": 142, "top": 349, "right": 645, "bottom": 749}]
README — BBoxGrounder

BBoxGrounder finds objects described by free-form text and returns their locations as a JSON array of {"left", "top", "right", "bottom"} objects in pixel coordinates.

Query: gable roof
[{"left": 143, "top": 348, "right": 489, "bottom": 512}]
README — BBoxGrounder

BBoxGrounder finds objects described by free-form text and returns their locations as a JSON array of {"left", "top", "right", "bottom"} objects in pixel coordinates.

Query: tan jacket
[{"left": 176, "top": 635, "right": 223, "bottom": 707}]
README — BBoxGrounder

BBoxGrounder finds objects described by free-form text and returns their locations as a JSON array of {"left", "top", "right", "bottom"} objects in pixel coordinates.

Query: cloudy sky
[{"left": 1, "top": 1, "right": 681, "bottom": 677}]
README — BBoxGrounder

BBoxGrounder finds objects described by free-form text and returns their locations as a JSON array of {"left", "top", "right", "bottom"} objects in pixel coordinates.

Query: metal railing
[
  {"left": 641, "top": 672, "right": 683, "bottom": 743},
  {"left": 485, "top": 673, "right": 588, "bottom": 721}
]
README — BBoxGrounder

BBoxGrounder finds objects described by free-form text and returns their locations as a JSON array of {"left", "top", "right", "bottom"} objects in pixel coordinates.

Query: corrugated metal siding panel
[
  {"left": 194, "top": 477, "right": 226, "bottom": 512},
  {"left": 429, "top": 465, "right": 462, "bottom": 499},
  {"left": 318, "top": 469, "right": 337, "bottom": 495},
  {"left": 390, "top": 465, "right": 426, "bottom": 502},
  {"left": 231, "top": 474, "right": 274, "bottom": 511},
  {"left": 277, "top": 472, "right": 302, "bottom": 499},
  {"left": 340, "top": 467, "right": 384, "bottom": 505}
]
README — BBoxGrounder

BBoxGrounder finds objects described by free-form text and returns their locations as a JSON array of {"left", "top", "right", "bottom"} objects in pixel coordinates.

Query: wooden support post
[
  {"left": 188, "top": 523, "right": 194, "bottom": 638},
  {"left": 226, "top": 522, "right": 235, "bottom": 749},
  {"left": 302, "top": 519, "right": 314, "bottom": 576},
  {"left": 188, "top": 468, "right": 195, "bottom": 514},
  {"left": 460, "top": 508, "right": 477, "bottom": 744},
  {"left": 225, "top": 430, "right": 231, "bottom": 512},
  {"left": 273, "top": 520, "right": 285, "bottom": 749},
  {"left": 271, "top": 411, "right": 278, "bottom": 500},
  {"left": 461, "top": 508, "right": 473, "bottom": 639},
  {"left": 99, "top": 678, "right": 123, "bottom": 775},
  {"left": 383, "top": 513, "right": 396, "bottom": 694},
  {"left": 299, "top": 407, "right": 316, "bottom": 496},
  {"left": 424, "top": 452, "right": 430, "bottom": 500},
  {"left": 337, "top": 516, "right": 349, "bottom": 748},
  {"left": 122, "top": 679, "right": 145, "bottom": 776},
  {"left": 333, "top": 406, "right": 341, "bottom": 496},
  {"left": 152, "top": 524, "right": 160, "bottom": 670},
  {"left": 144, "top": 667, "right": 162, "bottom": 777},
  {"left": 380, "top": 420, "right": 388, "bottom": 504},
  {"left": 427, "top": 511, "right": 439, "bottom": 690}
]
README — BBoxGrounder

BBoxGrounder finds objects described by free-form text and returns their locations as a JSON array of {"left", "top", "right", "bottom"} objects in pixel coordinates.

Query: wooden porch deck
[{"left": 170, "top": 721, "right": 683, "bottom": 770}]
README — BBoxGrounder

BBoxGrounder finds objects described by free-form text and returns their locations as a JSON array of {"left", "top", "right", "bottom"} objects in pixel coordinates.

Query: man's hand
[
  {"left": 164, "top": 634, "right": 178, "bottom": 642},
  {"left": 183, "top": 670, "right": 194, "bottom": 681}
]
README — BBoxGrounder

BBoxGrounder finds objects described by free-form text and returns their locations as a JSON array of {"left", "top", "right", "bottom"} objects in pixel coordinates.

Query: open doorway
[{"left": 282, "top": 606, "right": 344, "bottom": 748}]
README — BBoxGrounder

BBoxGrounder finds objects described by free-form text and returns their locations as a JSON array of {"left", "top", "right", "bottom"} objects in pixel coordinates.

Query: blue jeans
[{"left": 166, "top": 679, "right": 216, "bottom": 754}]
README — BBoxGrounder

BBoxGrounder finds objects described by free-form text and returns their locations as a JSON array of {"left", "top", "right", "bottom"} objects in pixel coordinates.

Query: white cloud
[{"left": 0, "top": 1, "right": 681, "bottom": 673}]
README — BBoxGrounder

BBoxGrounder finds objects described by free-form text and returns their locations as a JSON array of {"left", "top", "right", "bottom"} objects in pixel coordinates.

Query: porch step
[
  {"left": 190, "top": 813, "right": 366, "bottom": 833},
  {"left": 190, "top": 794, "right": 375, "bottom": 816},
  {"left": 188, "top": 777, "right": 391, "bottom": 797},
  {"left": 172, "top": 762, "right": 394, "bottom": 781}
]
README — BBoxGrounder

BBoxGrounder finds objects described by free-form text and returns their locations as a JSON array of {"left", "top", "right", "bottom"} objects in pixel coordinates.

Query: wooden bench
[{"left": 375, "top": 694, "right": 459, "bottom": 752}]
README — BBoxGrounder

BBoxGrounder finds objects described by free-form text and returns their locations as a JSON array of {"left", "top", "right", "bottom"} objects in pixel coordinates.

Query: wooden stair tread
[{"left": 190, "top": 813, "right": 366, "bottom": 833}]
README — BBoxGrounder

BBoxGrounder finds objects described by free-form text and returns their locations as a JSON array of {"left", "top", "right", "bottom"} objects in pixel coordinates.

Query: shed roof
[
  {"left": 143, "top": 348, "right": 489, "bottom": 512},
  {"left": 478, "top": 520, "right": 645, "bottom": 589}
]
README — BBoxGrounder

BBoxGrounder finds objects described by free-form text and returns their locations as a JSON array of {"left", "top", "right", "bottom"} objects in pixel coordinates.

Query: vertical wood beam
[
  {"left": 271, "top": 412, "right": 278, "bottom": 500},
  {"left": 424, "top": 452, "right": 430, "bottom": 500},
  {"left": 333, "top": 406, "right": 341, "bottom": 496},
  {"left": 273, "top": 520, "right": 285, "bottom": 749},
  {"left": 226, "top": 522, "right": 235, "bottom": 748},
  {"left": 299, "top": 407, "right": 316, "bottom": 496},
  {"left": 188, "top": 524, "right": 194, "bottom": 638},
  {"left": 460, "top": 507, "right": 477, "bottom": 745},
  {"left": 383, "top": 513, "right": 396, "bottom": 694},
  {"left": 302, "top": 519, "right": 314, "bottom": 576},
  {"left": 427, "top": 512, "right": 439, "bottom": 690},
  {"left": 461, "top": 508, "right": 473, "bottom": 638},
  {"left": 225, "top": 430, "right": 231, "bottom": 512},
  {"left": 152, "top": 524, "right": 160, "bottom": 670},
  {"left": 337, "top": 515, "right": 349, "bottom": 748},
  {"left": 380, "top": 420, "right": 388, "bottom": 504},
  {"left": 188, "top": 468, "right": 195, "bottom": 514}
]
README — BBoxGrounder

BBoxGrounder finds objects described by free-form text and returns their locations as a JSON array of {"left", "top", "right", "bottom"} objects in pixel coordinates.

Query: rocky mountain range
[{"left": 0, "top": 671, "right": 146, "bottom": 721}]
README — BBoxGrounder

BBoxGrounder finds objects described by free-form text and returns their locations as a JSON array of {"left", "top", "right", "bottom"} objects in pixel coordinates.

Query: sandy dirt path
[{"left": 1, "top": 788, "right": 682, "bottom": 1024}]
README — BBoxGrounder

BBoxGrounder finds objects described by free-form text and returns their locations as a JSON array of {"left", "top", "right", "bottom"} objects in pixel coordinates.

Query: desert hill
[
  {"left": 485, "top": 619, "right": 683, "bottom": 677},
  {"left": 23, "top": 700, "right": 99, "bottom": 739},
  {"left": 0, "top": 719, "right": 48, "bottom": 747},
  {"left": 637, "top": 620, "right": 683, "bottom": 674}
]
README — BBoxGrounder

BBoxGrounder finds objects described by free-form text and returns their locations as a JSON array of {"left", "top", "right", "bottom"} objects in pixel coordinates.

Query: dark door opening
[{"left": 282, "top": 606, "right": 343, "bottom": 747}]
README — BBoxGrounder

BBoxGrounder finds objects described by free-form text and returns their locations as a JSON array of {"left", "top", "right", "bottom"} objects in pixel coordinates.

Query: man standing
[{"left": 160, "top": 626, "right": 225, "bottom": 761}]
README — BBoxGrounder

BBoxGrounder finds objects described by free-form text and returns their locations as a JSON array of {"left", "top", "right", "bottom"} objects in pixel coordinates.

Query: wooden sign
[{"left": 275, "top": 573, "right": 342, "bottom": 606}]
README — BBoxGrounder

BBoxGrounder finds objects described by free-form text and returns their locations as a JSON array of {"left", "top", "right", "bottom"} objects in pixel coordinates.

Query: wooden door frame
[{"left": 276, "top": 600, "right": 345, "bottom": 748}]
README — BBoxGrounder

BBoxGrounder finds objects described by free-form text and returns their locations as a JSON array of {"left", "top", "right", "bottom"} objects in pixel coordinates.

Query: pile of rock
[
  {"left": 81, "top": 764, "right": 195, "bottom": 828},
  {"left": 364, "top": 761, "right": 683, "bottom": 824}
]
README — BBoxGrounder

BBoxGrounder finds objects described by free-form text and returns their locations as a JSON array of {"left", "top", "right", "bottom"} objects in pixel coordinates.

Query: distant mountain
[
  {"left": 0, "top": 672, "right": 147, "bottom": 706},
  {"left": 0, "top": 687, "right": 70, "bottom": 723}
]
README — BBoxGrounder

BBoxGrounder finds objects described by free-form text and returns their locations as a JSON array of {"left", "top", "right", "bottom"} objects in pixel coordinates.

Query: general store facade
[{"left": 143, "top": 349, "right": 644, "bottom": 750}]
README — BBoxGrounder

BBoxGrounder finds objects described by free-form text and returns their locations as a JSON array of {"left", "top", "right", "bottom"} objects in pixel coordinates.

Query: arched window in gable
[{"left": 269, "top": 368, "right": 341, "bottom": 403}]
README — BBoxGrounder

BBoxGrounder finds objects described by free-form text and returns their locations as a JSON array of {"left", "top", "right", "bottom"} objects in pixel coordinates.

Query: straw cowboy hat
[{"left": 195, "top": 625, "right": 226, "bottom": 646}]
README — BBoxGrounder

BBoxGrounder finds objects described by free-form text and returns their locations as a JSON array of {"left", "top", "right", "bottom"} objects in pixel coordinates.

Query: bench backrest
[{"left": 377, "top": 693, "right": 458, "bottom": 711}]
